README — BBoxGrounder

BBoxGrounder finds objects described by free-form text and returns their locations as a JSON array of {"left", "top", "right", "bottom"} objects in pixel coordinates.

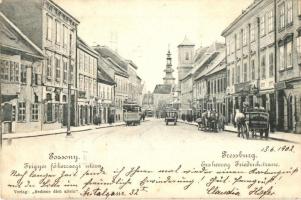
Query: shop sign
[
  {"left": 275, "top": 82, "right": 286, "bottom": 90},
  {"left": 234, "top": 82, "right": 251, "bottom": 93}
]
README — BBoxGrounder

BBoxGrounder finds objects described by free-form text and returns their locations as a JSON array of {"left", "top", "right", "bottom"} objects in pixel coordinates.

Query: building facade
[
  {"left": 94, "top": 45, "right": 130, "bottom": 122},
  {"left": 77, "top": 37, "right": 98, "bottom": 126},
  {"left": 222, "top": 0, "right": 276, "bottom": 126},
  {"left": 97, "top": 68, "right": 115, "bottom": 124},
  {"left": 0, "top": 12, "right": 44, "bottom": 133},
  {"left": 1, "top": 0, "right": 79, "bottom": 130},
  {"left": 275, "top": 0, "right": 301, "bottom": 133}
]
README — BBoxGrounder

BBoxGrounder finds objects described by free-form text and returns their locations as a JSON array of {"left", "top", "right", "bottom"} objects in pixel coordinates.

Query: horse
[{"left": 234, "top": 109, "right": 248, "bottom": 139}]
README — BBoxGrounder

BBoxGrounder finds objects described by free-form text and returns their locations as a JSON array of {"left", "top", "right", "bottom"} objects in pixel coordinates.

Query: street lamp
[{"left": 66, "top": 32, "right": 73, "bottom": 137}]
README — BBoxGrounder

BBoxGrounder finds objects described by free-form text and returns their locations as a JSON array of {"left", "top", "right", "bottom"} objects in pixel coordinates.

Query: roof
[
  {"left": 77, "top": 37, "right": 99, "bottom": 58},
  {"left": 97, "top": 67, "right": 115, "bottom": 85},
  {"left": 93, "top": 45, "right": 129, "bottom": 78},
  {"left": 178, "top": 36, "right": 195, "bottom": 47},
  {"left": 93, "top": 45, "right": 128, "bottom": 71},
  {"left": 193, "top": 43, "right": 225, "bottom": 80},
  {"left": 221, "top": 0, "right": 262, "bottom": 36},
  {"left": 0, "top": 12, "right": 44, "bottom": 58},
  {"left": 153, "top": 84, "right": 173, "bottom": 94},
  {"left": 126, "top": 59, "right": 138, "bottom": 70},
  {"left": 105, "top": 57, "right": 129, "bottom": 78},
  {"left": 205, "top": 55, "right": 226, "bottom": 77}
]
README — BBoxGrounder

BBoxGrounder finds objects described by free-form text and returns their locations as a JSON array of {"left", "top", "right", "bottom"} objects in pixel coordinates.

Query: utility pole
[{"left": 66, "top": 33, "right": 72, "bottom": 136}]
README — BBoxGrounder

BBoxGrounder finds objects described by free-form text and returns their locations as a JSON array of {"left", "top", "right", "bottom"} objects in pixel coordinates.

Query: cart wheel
[{"left": 265, "top": 129, "right": 269, "bottom": 138}]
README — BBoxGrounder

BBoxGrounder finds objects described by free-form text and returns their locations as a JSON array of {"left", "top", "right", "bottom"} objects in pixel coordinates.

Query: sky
[{"left": 54, "top": 0, "right": 253, "bottom": 92}]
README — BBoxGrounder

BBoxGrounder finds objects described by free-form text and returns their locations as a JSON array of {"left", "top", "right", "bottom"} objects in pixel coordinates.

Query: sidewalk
[
  {"left": 178, "top": 120, "right": 301, "bottom": 143},
  {"left": 3, "top": 122, "right": 126, "bottom": 140}
]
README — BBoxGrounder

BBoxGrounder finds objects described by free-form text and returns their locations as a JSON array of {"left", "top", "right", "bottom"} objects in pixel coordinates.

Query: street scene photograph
[{"left": 0, "top": 0, "right": 301, "bottom": 199}]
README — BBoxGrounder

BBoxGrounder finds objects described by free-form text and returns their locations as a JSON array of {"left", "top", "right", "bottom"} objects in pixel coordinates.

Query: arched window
[
  {"left": 185, "top": 52, "right": 189, "bottom": 60},
  {"left": 46, "top": 93, "right": 52, "bottom": 101}
]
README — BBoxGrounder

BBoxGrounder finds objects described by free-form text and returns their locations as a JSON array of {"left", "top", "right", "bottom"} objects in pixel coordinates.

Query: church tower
[
  {"left": 163, "top": 47, "right": 175, "bottom": 85},
  {"left": 177, "top": 36, "right": 195, "bottom": 82}
]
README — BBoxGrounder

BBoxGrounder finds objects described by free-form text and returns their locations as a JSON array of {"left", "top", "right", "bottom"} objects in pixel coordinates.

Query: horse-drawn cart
[
  {"left": 245, "top": 111, "right": 269, "bottom": 138},
  {"left": 165, "top": 109, "right": 178, "bottom": 126},
  {"left": 236, "top": 110, "right": 269, "bottom": 139}
]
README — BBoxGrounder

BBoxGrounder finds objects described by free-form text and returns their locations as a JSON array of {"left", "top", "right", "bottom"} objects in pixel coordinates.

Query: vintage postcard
[{"left": 0, "top": 0, "right": 301, "bottom": 199}]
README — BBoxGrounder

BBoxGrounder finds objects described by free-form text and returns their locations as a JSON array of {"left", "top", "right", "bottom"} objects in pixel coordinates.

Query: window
[
  {"left": 79, "top": 51, "right": 84, "bottom": 71},
  {"left": 79, "top": 75, "right": 84, "bottom": 91},
  {"left": 287, "top": 0, "right": 293, "bottom": 25},
  {"left": 3, "top": 61, "right": 9, "bottom": 80},
  {"left": 84, "top": 53, "right": 89, "bottom": 72},
  {"left": 18, "top": 102, "right": 26, "bottom": 122},
  {"left": 250, "top": 23, "right": 255, "bottom": 42},
  {"left": 287, "top": 41, "right": 293, "bottom": 68},
  {"left": 251, "top": 59, "right": 255, "bottom": 80},
  {"left": 10, "top": 61, "right": 15, "bottom": 82},
  {"left": 185, "top": 52, "right": 189, "bottom": 60},
  {"left": 261, "top": 53, "right": 266, "bottom": 79},
  {"left": 21, "top": 64, "right": 27, "bottom": 84},
  {"left": 15, "top": 62, "right": 19, "bottom": 82},
  {"left": 47, "top": 103, "right": 53, "bottom": 122},
  {"left": 279, "top": 45, "right": 285, "bottom": 70},
  {"left": 260, "top": 15, "right": 265, "bottom": 36},
  {"left": 55, "top": 20, "right": 61, "bottom": 44},
  {"left": 32, "top": 67, "right": 38, "bottom": 85},
  {"left": 243, "top": 62, "right": 248, "bottom": 82},
  {"left": 46, "top": 55, "right": 53, "bottom": 79},
  {"left": 63, "top": 61, "right": 68, "bottom": 83},
  {"left": 269, "top": 51, "right": 274, "bottom": 77},
  {"left": 297, "top": 36, "right": 301, "bottom": 61},
  {"left": 55, "top": 57, "right": 60, "bottom": 81},
  {"left": 63, "top": 25, "right": 68, "bottom": 48},
  {"left": 267, "top": 10, "right": 274, "bottom": 32},
  {"left": 236, "top": 65, "right": 240, "bottom": 83},
  {"left": 243, "top": 29, "right": 247, "bottom": 46},
  {"left": 31, "top": 103, "right": 39, "bottom": 121},
  {"left": 279, "top": 3, "right": 285, "bottom": 29},
  {"left": 46, "top": 15, "right": 52, "bottom": 41},
  {"left": 236, "top": 34, "right": 240, "bottom": 49}
]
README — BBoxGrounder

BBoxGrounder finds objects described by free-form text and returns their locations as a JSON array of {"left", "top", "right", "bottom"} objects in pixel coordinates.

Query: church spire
[{"left": 163, "top": 45, "right": 175, "bottom": 85}]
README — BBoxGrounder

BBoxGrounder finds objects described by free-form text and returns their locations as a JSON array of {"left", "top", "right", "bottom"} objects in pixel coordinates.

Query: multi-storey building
[
  {"left": 222, "top": 0, "right": 276, "bottom": 125},
  {"left": 126, "top": 60, "right": 143, "bottom": 105},
  {"left": 97, "top": 67, "right": 115, "bottom": 124},
  {"left": 275, "top": 0, "right": 301, "bottom": 133},
  {"left": 1, "top": 0, "right": 79, "bottom": 130},
  {"left": 76, "top": 37, "right": 98, "bottom": 126},
  {"left": 0, "top": 12, "right": 44, "bottom": 133},
  {"left": 193, "top": 43, "right": 225, "bottom": 115},
  {"left": 94, "top": 45, "right": 129, "bottom": 122}
]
